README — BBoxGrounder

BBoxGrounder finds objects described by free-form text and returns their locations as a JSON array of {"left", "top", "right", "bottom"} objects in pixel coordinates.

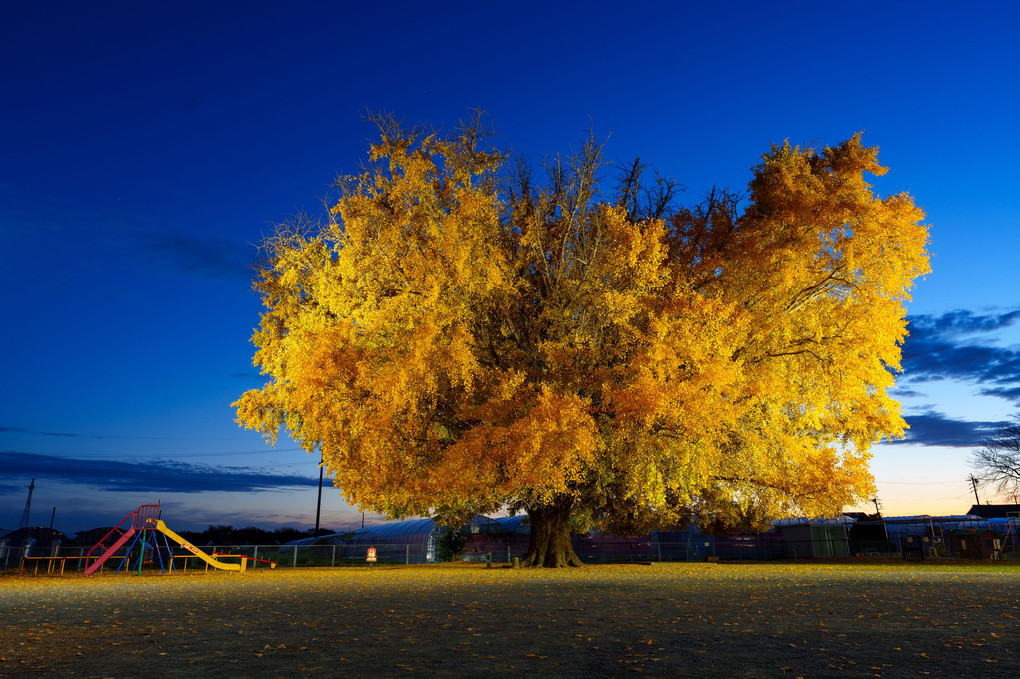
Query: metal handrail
[
  {"left": 84, "top": 509, "right": 138, "bottom": 564},
  {"left": 84, "top": 503, "right": 161, "bottom": 565}
]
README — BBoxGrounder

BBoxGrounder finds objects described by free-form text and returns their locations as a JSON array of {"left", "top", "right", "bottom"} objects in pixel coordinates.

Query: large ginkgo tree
[{"left": 235, "top": 117, "right": 929, "bottom": 566}]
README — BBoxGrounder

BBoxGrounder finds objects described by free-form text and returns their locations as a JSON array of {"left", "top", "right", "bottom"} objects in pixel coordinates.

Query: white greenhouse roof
[{"left": 354, "top": 518, "right": 436, "bottom": 537}]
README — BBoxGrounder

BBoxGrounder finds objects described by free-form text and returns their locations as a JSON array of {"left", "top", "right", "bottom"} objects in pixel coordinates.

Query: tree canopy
[{"left": 235, "top": 117, "right": 930, "bottom": 566}]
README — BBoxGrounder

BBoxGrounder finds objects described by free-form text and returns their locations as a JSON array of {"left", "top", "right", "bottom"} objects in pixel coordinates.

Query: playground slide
[
  {"left": 83, "top": 527, "right": 137, "bottom": 576},
  {"left": 149, "top": 520, "right": 246, "bottom": 572}
]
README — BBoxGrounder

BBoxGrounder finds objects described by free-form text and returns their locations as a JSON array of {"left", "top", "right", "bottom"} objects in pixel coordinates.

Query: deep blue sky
[{"left": 3, "top": 1, "right": 1019, "bottom": 534}]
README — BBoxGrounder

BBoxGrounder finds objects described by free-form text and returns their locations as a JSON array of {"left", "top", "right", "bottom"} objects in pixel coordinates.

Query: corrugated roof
[
  {"left": 313, "top": 515, "right": 526, "bottom": 542},
  {"left": 284, "top": 536, "right": 318, "bottom": 546},
  {"left": 494, "top": 515, "right": 529, "bottom": 533},
  {"left": 352, "top": 518, "right": 436, "bottom": 537}
]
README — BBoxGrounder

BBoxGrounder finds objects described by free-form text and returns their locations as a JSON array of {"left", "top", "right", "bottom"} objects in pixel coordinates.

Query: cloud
[
  {"left": 979, "top": 386, "right": 1020, "bottom": 401},
  {"left": 0, "top": 452, "right": 318, "bottom": 494},
  {"left": 914, "top": 309, "right": 1020, "bottom": 336},
  {"left": 901, "top": 309, "right": 1020, "bottom": 403},
  {"left": 890, "top": 387, "right": 927, "bottom": 399},
  {"left": 142, "top": 234, "right": 259, "bottom": 280},
  {"left": 0, "top": 425, "right": 100, "bottom": 438},
  {"left": 0, "top": 480, "right": 24, "bottom": 494},
  {"left": 890, "top": 410, "right": 1009, "bottom": 448}
]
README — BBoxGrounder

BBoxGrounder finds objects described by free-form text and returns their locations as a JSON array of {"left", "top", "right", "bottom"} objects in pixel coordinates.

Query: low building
[
  {"left": 965, "top": 504, "right": 1020, "bottom": 520},
  {"left": 0, "top": 527, "right": 71, "bottom": 566},
  {"left": 949, "top": 529, "right": 1002, "bottom": 560}
]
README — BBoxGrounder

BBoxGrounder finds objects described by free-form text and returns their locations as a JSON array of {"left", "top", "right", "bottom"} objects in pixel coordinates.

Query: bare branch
[{"left": 970, "top": 416, "right": 1020, "bottom": 498}]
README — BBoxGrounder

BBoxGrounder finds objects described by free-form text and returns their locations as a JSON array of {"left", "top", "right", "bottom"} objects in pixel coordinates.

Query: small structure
[
  {"left": 899, "top": 534, "right": 929, "bottom": 561},
  {"left": 778, "top": 521, "right": 849, "bottom": 558},
  {"left": 848, "top": 519, "right": 893, "bottom": 555},
  {"left": 949, "top": 529, "right": 1002, "bottom": 560}
]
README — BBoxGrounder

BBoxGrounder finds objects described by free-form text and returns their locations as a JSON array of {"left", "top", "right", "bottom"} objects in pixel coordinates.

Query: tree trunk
[{"left": 521, "top": 496, "right": 583, "bottom": 567}]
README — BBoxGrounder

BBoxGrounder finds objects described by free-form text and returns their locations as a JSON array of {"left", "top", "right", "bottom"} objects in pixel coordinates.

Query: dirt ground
[{"left": 1, "top": 561, "right": 1018, "bottom": 678}]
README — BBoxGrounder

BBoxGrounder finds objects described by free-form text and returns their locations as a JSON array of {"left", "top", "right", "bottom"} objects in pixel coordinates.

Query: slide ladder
[{"left": 84, "top": 504, "right": 161, "bottom": 576}]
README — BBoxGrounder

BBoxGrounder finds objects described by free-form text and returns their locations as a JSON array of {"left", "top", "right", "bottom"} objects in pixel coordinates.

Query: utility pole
[
  {"left": 314, "top": 453, "right": 324, "bottom": 537},
  {"left": 969, "top": 475, "right": 981, "bottom": 506},
  {"left": 871, "top": 497, "right": 888, "bottom": 544},
  {"left": 18, "top": 479, "right": 35, "bottom": 530}
]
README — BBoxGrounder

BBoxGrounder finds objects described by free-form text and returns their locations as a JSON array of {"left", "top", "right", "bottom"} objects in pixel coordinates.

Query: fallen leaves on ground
[{"left": 0, "top": 562, "right": 1018, "bottom": 677}]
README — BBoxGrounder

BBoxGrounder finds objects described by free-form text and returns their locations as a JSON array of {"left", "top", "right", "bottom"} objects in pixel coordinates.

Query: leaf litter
[{"left": 1, "top": 562, "right": 1019, "bottom": 677}]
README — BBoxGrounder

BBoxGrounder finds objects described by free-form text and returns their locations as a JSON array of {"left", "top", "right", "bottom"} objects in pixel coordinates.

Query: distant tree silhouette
[
  {"left": 971, "top": 415, "right": 1020, "bottom": 501},
  {"left": 175, "top": 525, "right": 326, "bottom": 546}
]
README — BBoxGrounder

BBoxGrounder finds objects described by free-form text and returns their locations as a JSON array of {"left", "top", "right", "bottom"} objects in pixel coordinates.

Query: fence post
[
  {"left": 405, "top": 544, "right": 409, "bottom": 565},
  {"left": 332, "top": 544, "right": 336, "bottom": 568},
  {"left": 293, "top": 546, "right": 298, "bottom": 568}
]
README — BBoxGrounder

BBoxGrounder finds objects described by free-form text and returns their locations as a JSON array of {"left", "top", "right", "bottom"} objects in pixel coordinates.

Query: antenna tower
[{"left": 19, "top": 478, "right": 35, "bottom": 530}]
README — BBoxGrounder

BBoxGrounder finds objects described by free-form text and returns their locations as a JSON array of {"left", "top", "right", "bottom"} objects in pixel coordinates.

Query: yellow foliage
[{"left": 235, "top": 120, "right": 929, "bottom": 533}]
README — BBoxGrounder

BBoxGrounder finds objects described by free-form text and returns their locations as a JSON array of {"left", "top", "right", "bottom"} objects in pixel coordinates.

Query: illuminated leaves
[{"left": 235, "top": 120, "right": 929, "bottom": 532}]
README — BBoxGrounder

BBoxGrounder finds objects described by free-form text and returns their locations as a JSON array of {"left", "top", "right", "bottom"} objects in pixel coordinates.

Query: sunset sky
[{"left": 2, "top": 1, "right": 1018, "bottom": 534}]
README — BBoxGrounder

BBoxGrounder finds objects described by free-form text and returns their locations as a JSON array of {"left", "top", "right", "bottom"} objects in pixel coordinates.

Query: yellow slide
[{"left": 149, "top": 520, "right": 246, "bottom": 572}]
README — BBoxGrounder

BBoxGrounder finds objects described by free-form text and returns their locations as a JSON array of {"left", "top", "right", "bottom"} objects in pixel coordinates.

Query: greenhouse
[
  {"left": 290, "top": 517, "right": 445, "bottom": 564},
  {"left": 247, "top": 511, "right": 1020, "bottom": 567}
]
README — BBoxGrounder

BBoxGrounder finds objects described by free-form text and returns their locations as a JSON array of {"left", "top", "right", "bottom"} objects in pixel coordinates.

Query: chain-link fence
[
  {"left": 1, "top": 535, "right": 438, "bottom": 574},
  {"left": 5, "top": 530, "right": 1018, "bottom": 574}
]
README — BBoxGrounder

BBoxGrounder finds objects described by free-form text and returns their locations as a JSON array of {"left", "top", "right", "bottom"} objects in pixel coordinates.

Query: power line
[
  {"left": 0, "top": 427, "right": 274, "bottom": 442},
  {"left": 876, "top": 479, "right": 965, "bottom": 486},
  {"left": 2, "top": 447, "right": 306, "bottom": 459}
]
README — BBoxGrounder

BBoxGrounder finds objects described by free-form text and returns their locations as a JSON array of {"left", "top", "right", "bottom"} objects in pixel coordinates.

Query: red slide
[{"left": 83, "top": 527, "right": 136, "bottom": 576}]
